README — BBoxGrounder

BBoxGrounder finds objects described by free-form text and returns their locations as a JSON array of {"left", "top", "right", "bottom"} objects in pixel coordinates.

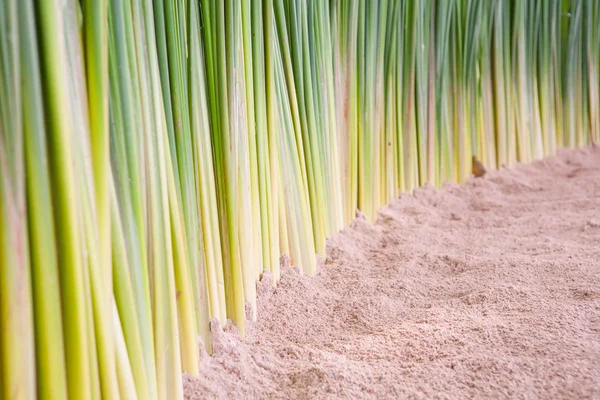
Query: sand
[{"left": 183, "top": 147, "right": 600, "bottom": 399}]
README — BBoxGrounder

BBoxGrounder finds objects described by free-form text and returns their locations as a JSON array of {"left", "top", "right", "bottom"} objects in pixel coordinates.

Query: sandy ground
[{"left": 184, "top": 147, "right": 600, "bottom": 399}]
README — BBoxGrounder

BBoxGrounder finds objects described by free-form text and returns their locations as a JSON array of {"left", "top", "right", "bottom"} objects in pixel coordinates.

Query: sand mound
[{"left": 184, "top": 147, "right": 600, "bottom": 399}]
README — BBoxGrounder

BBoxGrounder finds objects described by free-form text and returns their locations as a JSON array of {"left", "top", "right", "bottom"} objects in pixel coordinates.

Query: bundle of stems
[{"left": 1, "top": 0, "right": 598, "bottom": 399}]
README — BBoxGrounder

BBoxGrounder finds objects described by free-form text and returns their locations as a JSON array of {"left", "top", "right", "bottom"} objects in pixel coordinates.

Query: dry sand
[{"left": 184, "top": 147, "right": 600, "bottom": 399}]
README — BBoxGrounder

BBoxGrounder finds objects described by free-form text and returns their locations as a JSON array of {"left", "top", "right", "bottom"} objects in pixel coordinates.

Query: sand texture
[{"left": 183, "top": 147, "right": 600, "bottom": 399}]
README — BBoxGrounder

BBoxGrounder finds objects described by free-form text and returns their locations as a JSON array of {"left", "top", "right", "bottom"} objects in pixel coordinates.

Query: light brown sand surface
[{"left": 184, "top": 147, "right": 600, "bottom": 399}]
